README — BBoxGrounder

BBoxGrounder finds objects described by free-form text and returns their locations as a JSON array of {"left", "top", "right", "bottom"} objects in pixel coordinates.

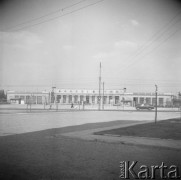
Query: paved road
[
  {"left": 0, "top": 111, "right": 180, "bottom": 136},
  {"left": 0, "top": 104, "right": 180, "bottom": 111}
]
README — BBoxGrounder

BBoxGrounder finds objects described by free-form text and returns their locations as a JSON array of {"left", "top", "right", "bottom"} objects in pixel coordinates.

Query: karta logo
[{"left": 119, "top": 161, "right": 180, "bottom": 179}]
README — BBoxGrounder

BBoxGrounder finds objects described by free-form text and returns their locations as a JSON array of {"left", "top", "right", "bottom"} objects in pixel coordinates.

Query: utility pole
[
  {"left": 50, "top": 86, "right": 56, "bottom": 110},
  {"left": 123, "top": 88, "right": 126, "bottom": 111},
  {"left": 52, "top": 86, "right": 56, "bottom": 104},
  {"left": 179, "top": 92, "right": 181, "bottom": 120},
  {"left": 98, "top": 62, "right": 101, "bottom": 110},
  {"left": 155, "top": 85, "right": 158, "bottom": 124},
  {"left": 102, "top": 82, "right": 104, "bottom": 110}
]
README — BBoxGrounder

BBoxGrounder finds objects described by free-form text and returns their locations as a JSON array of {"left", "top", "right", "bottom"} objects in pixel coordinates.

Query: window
[
  {"left": 37, "top": 96, "right": 42, "bottom": 104},
  {"left": 115, "top": 96, "right": 119, "bottom": 104},
  {"left": 68, "top": 95, "right": 72, "bottom": 103},
  {"left": 86, "top": 96, "right": 89, "bottom": 104},
  {"left": 32, "top": 96, "right": 36, "bottom": 104},
  {"left": 109, "top": 96, "right": 113, "bottom": 104},
  {"left": 74, "top": 95, "right": 78, "bottom": 103},
  {"left": 63, "top": 95, "right": 66, "bottom": 103},
  {"left": 159, "top": 98, "right": 164, "bottom": 106},
  {"left": 97, "top": 96, "right": 100, "bottom": 103},
  {"left": 152, "top": 98, "right": 156, "bottom": 106},
  {"left": 20, "top": 96, "right": 25, "bottom": 100},
  {"left": 133, "top": 97, "right": 138, "bottom": 105},
  {"left": 145, "top": 97, "right": 151, "bottom": 104},
  {"left": 57, "top": 95, "right": 61, "bottom": 103},
  {"left": 80, "top": 95, "right": 84, "bottom": 102},
  {"left": 92, "top": 96, "right": 95, "bottom": 103},
  {"left": 140, "top": 97, "right": 144, "bottom": 104},
  {"left": 26, "top": 96, "right": 30, "bottom": 104},
  {"left": 103, "top": 96, "right": 107, "bottom": 104}
]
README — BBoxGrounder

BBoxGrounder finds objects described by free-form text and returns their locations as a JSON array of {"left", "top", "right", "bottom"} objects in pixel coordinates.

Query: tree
[{"left": 0, "top": 90, "right": 7, "bottom": 102}]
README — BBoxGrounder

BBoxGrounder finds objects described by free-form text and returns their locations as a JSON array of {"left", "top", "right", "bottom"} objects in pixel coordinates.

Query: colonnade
[
  {"left": 55, "top": 94, "right": 118, "bottom": 105},
  {"left": 7, "top": 92, "right": 170, "bottom": 107}
]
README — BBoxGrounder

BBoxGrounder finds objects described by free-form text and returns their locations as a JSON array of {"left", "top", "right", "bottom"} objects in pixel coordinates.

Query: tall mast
[{"left": 99, "top": 62, "right": 101, "bottom": 110}]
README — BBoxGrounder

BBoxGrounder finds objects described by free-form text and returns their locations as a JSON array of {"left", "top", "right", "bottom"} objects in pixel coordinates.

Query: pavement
[
  {"left": 62, "top": 120, "right": 181, "bottom": 150},
  {"left": 0, "top": 108, "right": 180, "bottom": 150},
  {"left": 0, "top": 103, "right": 180, "bottom": 112},
  {"left": 0, "top": 111, "right": 180, "bottom": 136}
]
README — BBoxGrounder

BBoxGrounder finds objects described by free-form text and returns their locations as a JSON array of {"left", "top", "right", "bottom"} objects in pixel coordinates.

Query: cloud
[
  {"left": 93, "top": 52, "right": 115, "bottom": 59},
  {"left": 62, "top": 44, "right": 73, "bottom": 51},
  {"left": 0, "top": 31, "right": 43, "bottom": 49},
  {"left": 93, "top": 41, "right": 138, "bottom": 60},
  {"left": 114, "top": 40, "right": 137, "bottom": 49},
  {"left": 130, "top": 19, "right": 139, "bottom": 26}
]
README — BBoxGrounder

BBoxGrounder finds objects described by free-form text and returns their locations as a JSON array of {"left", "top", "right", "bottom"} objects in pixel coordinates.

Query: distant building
[
  {"left": 7, "top": 90, "right": 49, "bottom": 105},
  {"left": 173, "top": 92, "right": 181, "bottom": 107},
  {"left": 6, "top": 89, "right": 174, "bottom": 107}
]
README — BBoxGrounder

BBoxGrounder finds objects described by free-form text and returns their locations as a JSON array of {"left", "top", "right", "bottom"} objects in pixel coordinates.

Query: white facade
[{"left": 7, "top": 89, "right": 174, "bottom": 107}]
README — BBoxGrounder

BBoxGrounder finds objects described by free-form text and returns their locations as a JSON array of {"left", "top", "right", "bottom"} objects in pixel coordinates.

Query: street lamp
[
  {"left": 178, "top": 92, "right": 181, "bottom": 120},
  {"left": 121, "top": 88, "right": 126, "bottom": 110},
  {"left": 155, "top": 85, "right": 158, "bottom": 124},
  {"left": 102, "top": 82, "right": 105, "bottom": 110},
  {"left": 52, "top": 87, "right": 56, "bottom": 104}
]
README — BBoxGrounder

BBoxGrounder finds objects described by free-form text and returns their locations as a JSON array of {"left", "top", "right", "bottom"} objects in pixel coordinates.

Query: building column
[
  {"left": 66, "top": 95, "right": 69, "bottom": 104},
  {"left": 78, "top": 95, "right": 80, "bottom": 103},
  {"left": 60, "top": 95, "right": 62, "bottom": 104},
  {"left": 72, "top": 95, "right": 74, "bottom": 104},
  {"left": 94, "top": 96, "right": 97, "bottom": 104},
  {"left": 103, "top": 96, "right": 107, "bottom": 105},
  {"left": 106, "top": 96, "right": 109, "bottom": 105},
  {"left": 137, "top": 96, "right": 140, "bottom": 104},
  {"left": 83, "top": 95, "right": 86, "bottom": 102},
  {"left": 35, "top": 96, "right": 37, "bottom": 104}
]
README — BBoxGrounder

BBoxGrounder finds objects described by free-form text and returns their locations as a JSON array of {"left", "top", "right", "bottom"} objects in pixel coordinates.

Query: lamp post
[
  {"left": 155, "top": 85, "right": 158, "bottom": 124},
  {"left": 179, "top": 92, "right": 181, "bottom": 120},
  {"left": 29, "top": 94, "right": 33, "bottom": 112},
  {"left": 52, "top": 86, "right": 56, "bottom": 104},
  {"left": 50, "top": 86, "right": 56, "bottom": 110},
  {"left": 102, "top": 82, "right": 104, "bottom": 110},
  {"left": 121, "top": 88, "right": 126, "bottom": 110},
  {"left": 98, "top": 62, "right": 102, "bottom": 110},
  {"left": 43, "top": 95, "right": 46, "bottom": 110}
]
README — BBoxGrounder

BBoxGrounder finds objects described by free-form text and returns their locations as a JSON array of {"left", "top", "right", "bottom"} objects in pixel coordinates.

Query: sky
[{"left": 0, "top": 0, "right": 181, "bottom": 93}]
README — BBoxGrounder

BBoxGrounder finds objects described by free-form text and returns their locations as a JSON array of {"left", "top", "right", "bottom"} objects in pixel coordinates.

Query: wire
[
  {"left": 1, "top": 81, "right": 180, "bottom": 88},
  {"left": 3, "top": 0, "right": 105, "bottom": 32},
  {"left": 120, "top": 26, "right": 181, "bottom": 73},
  {"left": 62, "top": 0, "right": 88, "bottom": 11},
  {"left": 123, "top": 10, "right": 181, "bottom": 63},
  {"left": 2, "top": 0, "right": 88, "bottom": 31},
  {"left": 119, "top": 10, "right": 181, "bottom": 73}
]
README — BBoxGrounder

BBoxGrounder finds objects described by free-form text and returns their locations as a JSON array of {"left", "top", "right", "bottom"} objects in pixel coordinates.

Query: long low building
[{"left": 6, "top": 89, "right": 174, "bottom": 107}]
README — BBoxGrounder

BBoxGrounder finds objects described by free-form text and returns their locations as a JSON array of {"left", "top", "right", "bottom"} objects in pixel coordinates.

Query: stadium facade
[{"left": 7, "top": 89, "right": 174, "bottom": 107}]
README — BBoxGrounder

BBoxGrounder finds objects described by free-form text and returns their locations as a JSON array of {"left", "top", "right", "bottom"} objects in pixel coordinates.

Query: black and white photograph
[{"left": 0, "top": 0, "right": 181, "bottom": 179}]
